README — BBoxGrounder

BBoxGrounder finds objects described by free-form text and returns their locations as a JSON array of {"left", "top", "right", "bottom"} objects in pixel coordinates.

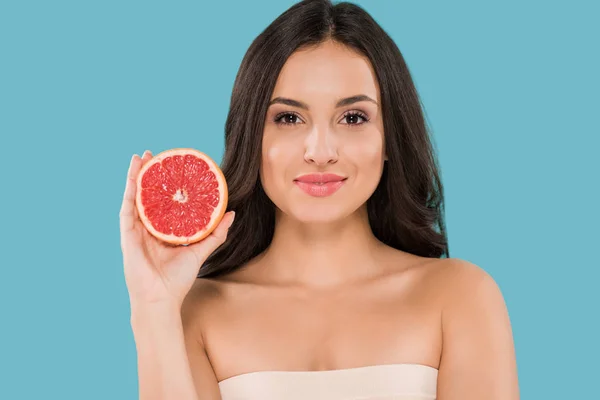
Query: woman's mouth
[{"left": 293, "top": 173, "right": 347, "bottom": 197}]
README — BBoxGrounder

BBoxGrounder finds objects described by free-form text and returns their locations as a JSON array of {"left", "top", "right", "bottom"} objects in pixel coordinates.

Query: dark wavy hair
[{"left": 198, "top": 0, "right": 449, "bottom": 278}]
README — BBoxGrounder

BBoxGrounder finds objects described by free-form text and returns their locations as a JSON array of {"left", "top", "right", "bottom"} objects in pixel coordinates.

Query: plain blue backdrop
[{"left": 1, "top": 0, "right": 598, "bottom": 398}]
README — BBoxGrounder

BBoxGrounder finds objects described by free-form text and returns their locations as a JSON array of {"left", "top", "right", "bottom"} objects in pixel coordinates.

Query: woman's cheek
[
  {"left": 261, "top": 139, "right": 291, "bottom": 192},
  {"left": 346, "top": 138, "right": 383, "bottom": 167}
]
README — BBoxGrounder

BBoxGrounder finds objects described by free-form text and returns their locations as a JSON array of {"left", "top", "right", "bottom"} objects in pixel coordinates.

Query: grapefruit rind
[{"left": 135, "top": 148, "right": 228, "bottom": 245}]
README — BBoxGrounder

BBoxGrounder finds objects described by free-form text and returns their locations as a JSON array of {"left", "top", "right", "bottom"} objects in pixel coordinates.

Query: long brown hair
[{"left": 199, "top": 0, "right": 449, "bottom": 278}]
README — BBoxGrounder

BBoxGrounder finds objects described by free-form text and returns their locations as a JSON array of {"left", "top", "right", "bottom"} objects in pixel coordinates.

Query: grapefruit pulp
[{"left": 135, "top": 148, "right": 228, "bottom": 245}]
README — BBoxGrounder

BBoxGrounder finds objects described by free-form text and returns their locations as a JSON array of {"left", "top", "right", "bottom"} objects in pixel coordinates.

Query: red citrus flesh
[{"left": 135, "top": 148, "right": 228, "bottom": 245}]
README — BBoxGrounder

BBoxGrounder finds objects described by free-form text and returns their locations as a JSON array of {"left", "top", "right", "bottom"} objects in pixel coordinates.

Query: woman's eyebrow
[{"left": 268, "top": 94, "right": 378, "bottom": 110}]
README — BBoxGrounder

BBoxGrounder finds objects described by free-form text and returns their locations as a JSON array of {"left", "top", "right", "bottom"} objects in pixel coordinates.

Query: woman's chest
[{"left": 202, "top": 280, "right": 443, "bottom": 382}]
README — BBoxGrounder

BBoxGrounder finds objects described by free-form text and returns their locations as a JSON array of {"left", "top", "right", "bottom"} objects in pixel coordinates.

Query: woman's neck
[{"left": 255, "top": 207, "right": 388, "bottom": 289}]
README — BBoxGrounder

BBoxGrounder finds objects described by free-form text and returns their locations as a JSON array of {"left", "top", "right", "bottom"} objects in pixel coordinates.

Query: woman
[{"left": 119, "top": 0, "right": 519, "bottom": 399}]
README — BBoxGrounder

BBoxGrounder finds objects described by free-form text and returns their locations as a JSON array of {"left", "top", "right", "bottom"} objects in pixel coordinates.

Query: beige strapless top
[{"left": 218, "top": 363, "right": 437, "bottom": 400}]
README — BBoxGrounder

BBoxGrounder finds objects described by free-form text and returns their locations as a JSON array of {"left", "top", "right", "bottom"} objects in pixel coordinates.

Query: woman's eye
[
  {"left": 341, "top": 111, "right": 369, "bottom": 126},
  {"left": 274, "top": 112, "right": 302, "bottom": 126},
  {"left": 273, "top": 111, "right": 370, "bottom": 127}
]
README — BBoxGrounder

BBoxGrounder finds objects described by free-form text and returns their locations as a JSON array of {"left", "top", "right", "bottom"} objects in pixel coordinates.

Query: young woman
[{"left": 119, "top": 0, "right": 519, "bottom": 399}]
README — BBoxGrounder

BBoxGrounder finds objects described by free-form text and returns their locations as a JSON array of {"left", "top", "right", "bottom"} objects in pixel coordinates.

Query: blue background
[{"left": 1, "top": 0, "right": 598, "bottom": 398}]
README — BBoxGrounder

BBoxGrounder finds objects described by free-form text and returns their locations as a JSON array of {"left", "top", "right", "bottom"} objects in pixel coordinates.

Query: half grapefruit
[{"left": 135, "top": 148, "right": 228, "bottom": 245}]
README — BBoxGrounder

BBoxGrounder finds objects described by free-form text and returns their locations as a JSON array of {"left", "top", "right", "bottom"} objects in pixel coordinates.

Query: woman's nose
[{"left": 304, "top": 126, "right": 338, "bottom": 165}]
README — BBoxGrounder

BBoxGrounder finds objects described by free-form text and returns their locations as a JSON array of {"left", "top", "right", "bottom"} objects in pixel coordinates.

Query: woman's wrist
[{"left": 130, "top": 299, "right": 182, "bottom": 331}]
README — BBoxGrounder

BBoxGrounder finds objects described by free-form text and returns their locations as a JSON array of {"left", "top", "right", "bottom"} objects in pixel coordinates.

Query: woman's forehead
[{"left": 271, "top": 42, "right": 380, "bottom": 105}]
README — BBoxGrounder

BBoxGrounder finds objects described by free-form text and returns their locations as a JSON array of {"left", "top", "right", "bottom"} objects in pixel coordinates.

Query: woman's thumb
[{"left": 189, "top": 211, "right": 235, "bottom": 263}]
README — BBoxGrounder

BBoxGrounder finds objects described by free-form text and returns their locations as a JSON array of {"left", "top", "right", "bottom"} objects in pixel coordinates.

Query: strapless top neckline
[
  {"left": 218, "top": 363, "right": 437, "bottom": 384},
  {"left": 218, "top": 363, "right": 438, "bottom": 400}
]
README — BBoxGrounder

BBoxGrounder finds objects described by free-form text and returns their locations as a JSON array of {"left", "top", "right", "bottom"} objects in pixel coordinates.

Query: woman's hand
[{"left": 119, "top": 150, "right": 235, "bottom": 310}]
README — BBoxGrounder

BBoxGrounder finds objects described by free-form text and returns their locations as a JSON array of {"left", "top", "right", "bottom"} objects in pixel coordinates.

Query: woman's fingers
[
  {"left": 136, "top": 150, "right": 154, "bottom": 219},
  {"left": 120, "top": 150, "right": 153, "bottom": 235},
  {"left": 120, "top": 154, "right": 142, "bottom": 234},
  {"left": 141, "top": 150, "right": 153, "bottom": 164},
  {"left": 189, "top": 211, "right": 236, "bottom": 265}
]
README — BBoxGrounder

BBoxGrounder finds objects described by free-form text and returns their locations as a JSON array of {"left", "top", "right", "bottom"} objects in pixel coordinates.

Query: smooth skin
[
  {"left": 121, "top": 40, "right": 519, "bottom": 400},
  {"left": 121, "top": 150, "right": 235, "bottom": 399}
]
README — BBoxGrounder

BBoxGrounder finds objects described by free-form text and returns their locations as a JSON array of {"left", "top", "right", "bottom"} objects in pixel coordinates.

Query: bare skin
[
  {"left": 181, "top": 40, "right": 519, "bottom": 399},
  {"left": 184, "top": 249, "right": 519, "bottom": 398},
  {"left": 189, "top": 249, "right": 443, "bottom": 381},
  {"left": 124, "top": 39, "right": 519, "bottom": 399}
]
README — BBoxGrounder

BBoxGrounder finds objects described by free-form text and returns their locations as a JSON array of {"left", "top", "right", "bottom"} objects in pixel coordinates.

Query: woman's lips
[
  {"left": 293, "top": 178, "right": 347, "bottom": 197},
  {"left": 294, "top": 173, "right": 345, "bottom": 183},
  {"left": 293, "top": 173, "right": 347, "bottom": 197}
]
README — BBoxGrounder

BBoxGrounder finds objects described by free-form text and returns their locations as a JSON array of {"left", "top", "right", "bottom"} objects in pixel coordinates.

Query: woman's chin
[{"left": 283, "top": 204, "right": 351, "bottom": 225}]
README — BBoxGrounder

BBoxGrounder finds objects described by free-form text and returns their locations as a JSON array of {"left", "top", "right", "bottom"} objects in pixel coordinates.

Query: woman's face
[{"left": 260, "top": 40, "right": 386, "bottom": 223}]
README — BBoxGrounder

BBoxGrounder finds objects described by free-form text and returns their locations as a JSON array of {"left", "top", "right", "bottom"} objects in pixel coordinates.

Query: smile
[{"left": 293, "top": 173, "right": 348, "bottom": 197}]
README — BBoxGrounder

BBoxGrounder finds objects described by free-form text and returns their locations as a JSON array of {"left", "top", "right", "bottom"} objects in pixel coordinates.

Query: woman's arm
[
  {"left": 437, "top": 260, "right": 520, "bottom": 399},
  {"left": 131, "top": 301, "right": 221, "bottom": 400}
]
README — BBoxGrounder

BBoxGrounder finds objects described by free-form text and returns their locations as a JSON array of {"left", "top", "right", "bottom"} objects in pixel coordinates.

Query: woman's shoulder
[
  {"left": 422, "top": 257, "right": 517, "bottom": 393},
  {"left": 384, "top": 251, "right": 501, "bottom": 308},
  {"left": 414, "top": 257, "right": 509, "bottom": 338},
  {"left": 418, "top": 256, "right": 490, "bottom": 282},
  {"left": 428, "top": 257, "right": 499, "bottom": 295},
  {"left": 181, "top": 276, "right": 231, "bottom": 335},
  {"left": 183, "top": 274, "right": 241, "bottom": 309},
  {"left": 181, "top": 269, "right": 259, "bottom": 326},
  {"left": 413, "top": 256, "right": 499, "bottom": 300}
]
